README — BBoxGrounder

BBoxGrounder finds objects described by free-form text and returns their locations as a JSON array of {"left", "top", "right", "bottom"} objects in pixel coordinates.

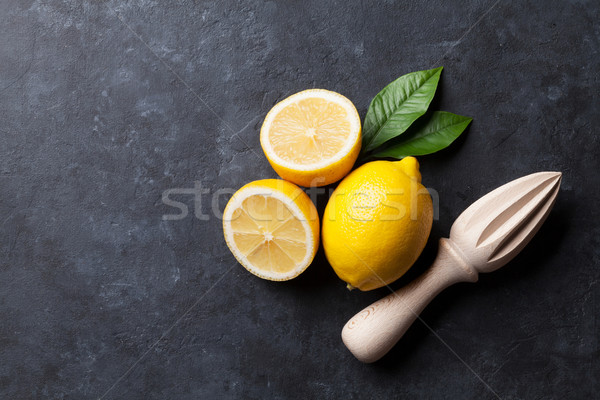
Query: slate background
[{"left": 1, "top": 0, "right": 599, "bottom": 399}]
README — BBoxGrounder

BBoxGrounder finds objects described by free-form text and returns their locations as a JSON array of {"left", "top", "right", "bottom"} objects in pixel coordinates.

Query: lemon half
[
  {"left": 260, "top": 89, "right": 361, "bottom": 187},
  {"left": 223, "top": 179, "right": 319, "bottom": 281}
]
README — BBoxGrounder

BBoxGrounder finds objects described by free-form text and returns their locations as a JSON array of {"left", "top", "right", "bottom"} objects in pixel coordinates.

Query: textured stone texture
[{"left": 1, "top": 0, "right": 598, "bottom": 398}]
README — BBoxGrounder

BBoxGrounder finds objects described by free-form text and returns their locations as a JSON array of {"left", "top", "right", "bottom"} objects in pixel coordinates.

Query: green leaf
[
  {"left": 372, "top": 111, "right": 471, "bottom": 159},
  {"left": 362, "top": 67, "right": 443, "bottom": 153}
]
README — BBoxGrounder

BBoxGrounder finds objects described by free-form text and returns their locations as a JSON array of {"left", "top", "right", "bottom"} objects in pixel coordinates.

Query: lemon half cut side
[
  {"left": 223, "top": 179, "right": 319, "bottom": 281},
  {"left": 260, "top": 89, "right": 361, "bottom": 187}
]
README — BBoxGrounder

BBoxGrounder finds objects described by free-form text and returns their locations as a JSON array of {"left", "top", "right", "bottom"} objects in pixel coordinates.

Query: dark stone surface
[{"left": 1, "top": 0, "right": 598, "bottom": 398}]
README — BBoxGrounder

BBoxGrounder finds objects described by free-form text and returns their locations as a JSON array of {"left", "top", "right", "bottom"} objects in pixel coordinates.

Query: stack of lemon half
[{"left": 223, "top": 89, "right": 361, "bottom": 281}]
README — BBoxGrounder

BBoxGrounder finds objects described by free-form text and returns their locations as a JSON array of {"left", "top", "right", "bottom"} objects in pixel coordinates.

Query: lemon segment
[
  {"left": 223, "top": 179, "right": 319, "bottom": 280},
  {"left": 260, "top": 89, "right": 361, "bottom": 187}
]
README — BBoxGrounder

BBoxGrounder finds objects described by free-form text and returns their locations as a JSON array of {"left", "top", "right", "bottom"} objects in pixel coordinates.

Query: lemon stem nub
[{"left": 346, "top": 283, "right": 356, "bottom": 291}]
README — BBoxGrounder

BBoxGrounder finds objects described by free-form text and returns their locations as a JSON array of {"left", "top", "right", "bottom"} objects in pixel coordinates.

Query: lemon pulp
[
  {"left": 269, "top": 97, "right": 351, "bottom": 165},
  {"left": 231, "top": 195, "right": 308, "bottom": 273}
]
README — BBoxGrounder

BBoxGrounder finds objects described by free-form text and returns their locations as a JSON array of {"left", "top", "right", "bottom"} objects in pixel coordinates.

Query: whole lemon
[{"left": 322, "top": 156, "right": 433, "bottom": 291}]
